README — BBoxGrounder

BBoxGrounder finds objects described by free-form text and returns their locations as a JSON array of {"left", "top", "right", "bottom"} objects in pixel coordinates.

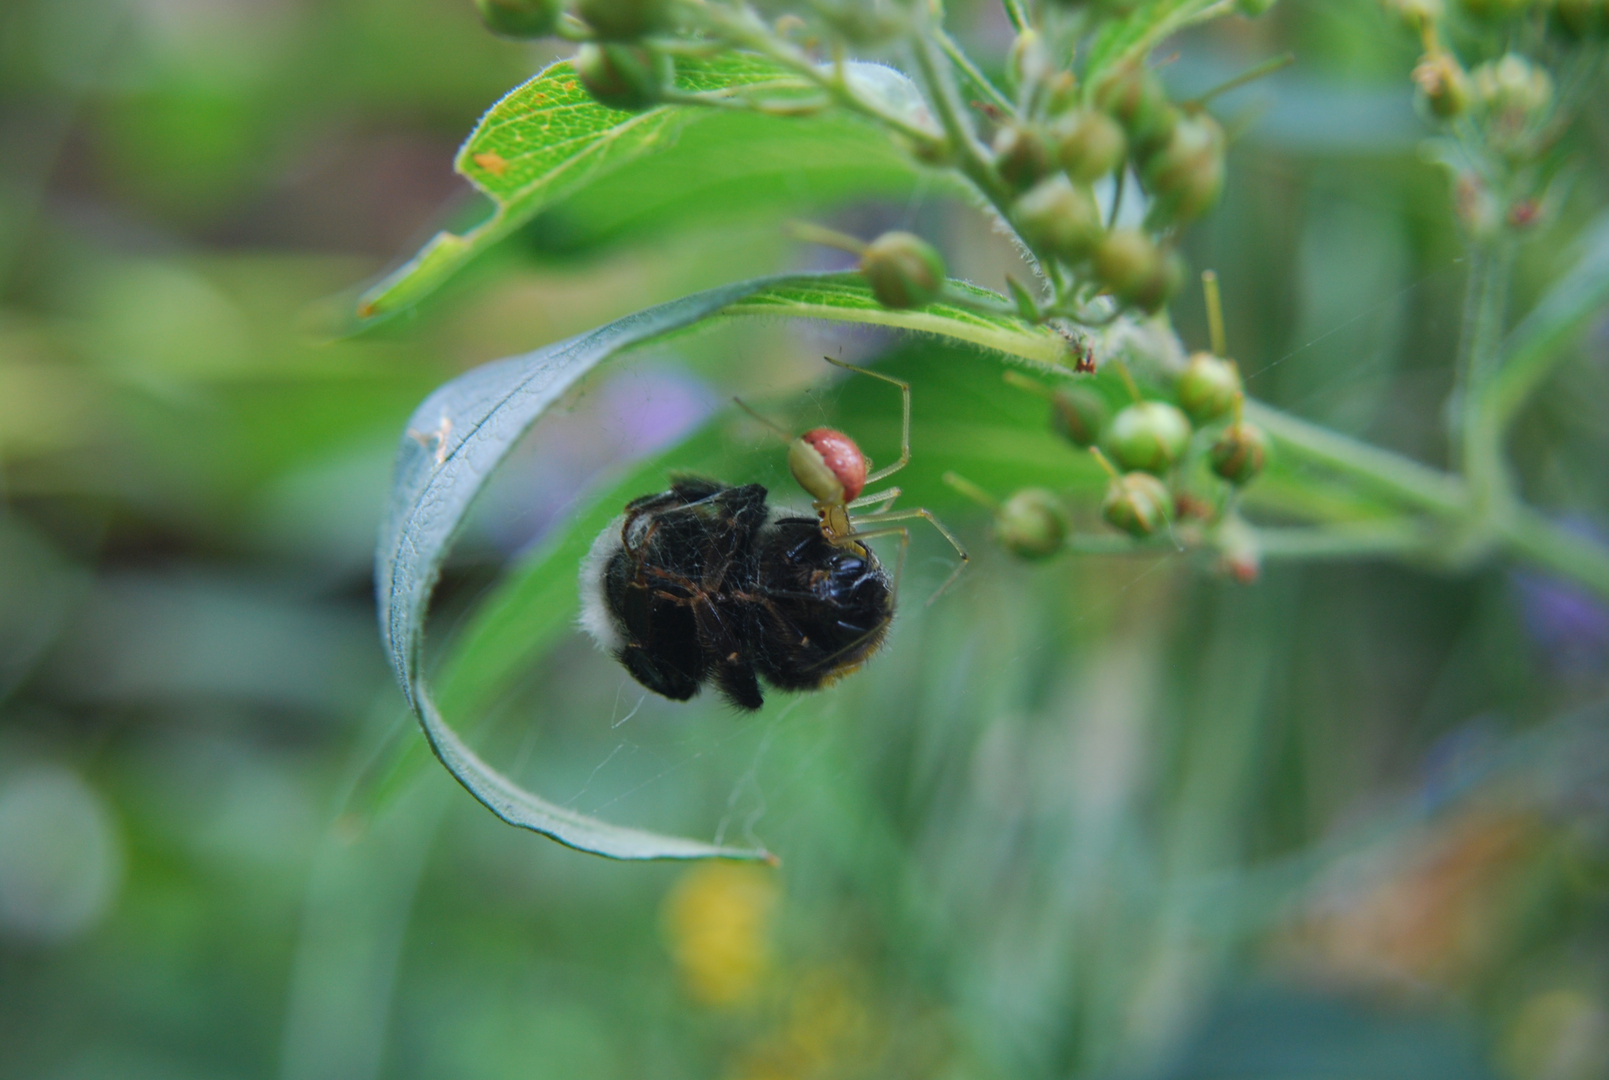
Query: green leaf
[
  {"left": 1083, "top": 0, "right": 1234, "bottom": 82},
  {"left": 1483, "top": 211, "right": 1609, "bottom": 430},
  {"left": 377, "top": 274, "right": 1430, "bottom": 850},
  {"left": 356, "top": 55, "right": 926, "bottom": 320},
  {"left": 725, "top": 274, "right": 1069, "bottom": 368},
  {"left": 377, "top": 274, "right": 812, "bottom": 861}
]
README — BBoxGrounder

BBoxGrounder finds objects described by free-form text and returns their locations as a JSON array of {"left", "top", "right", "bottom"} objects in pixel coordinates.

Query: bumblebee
[
  {"left": 579, "top": 477, "right": 893, "bottom": 710},
  {"left": 580, "top": 359, "right": 965, "bottom": 710}
]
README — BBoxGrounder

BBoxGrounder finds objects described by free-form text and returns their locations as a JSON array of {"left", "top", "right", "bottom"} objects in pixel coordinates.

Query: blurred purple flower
[
  {"left": 477, "top": 368, "right": 719, "bottom": 555},
  {"left": 1512, "top": 519, "right": 1609, "bottom": 671}
]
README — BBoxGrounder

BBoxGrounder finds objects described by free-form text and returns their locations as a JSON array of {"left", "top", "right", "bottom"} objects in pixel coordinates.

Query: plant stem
[
  {"left": 1478, "top": 213, "right": 1609, "bottom": 433},
  {"left": 1000, "top": 0, "right": 1029, "bottom": 34},
  {"left": 910, "top": 32, "right": 1015, "bottom": 210},
  {"left": 1252, "top": 521, "right": 1430, "bottom": 560},
  {"left": 1499, "top": 508, "right": 1609, "bottom": 599},
  {"left": 690, "top": 3, "right": 946, "bottom": 151},
  {"left": 1241, "top": 402, "right": 1466, "bottom": 517},
  {"left": 935, "top": 28, "right": 1014, "bottom": 116}
]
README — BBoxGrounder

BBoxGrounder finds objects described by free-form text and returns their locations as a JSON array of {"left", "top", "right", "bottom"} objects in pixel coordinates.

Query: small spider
[{"left": 580, "top": 358, "right": 968, "bottom": 710}]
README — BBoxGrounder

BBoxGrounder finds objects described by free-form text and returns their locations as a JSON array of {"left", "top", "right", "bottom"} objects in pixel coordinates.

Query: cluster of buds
[
  {"left": 1385, "top": 0, "right": 1583, "bottom": 241},
  {"left": 995, "top": 310, "right": 1269, "bottom": 557},
  {"left": 475, "top": 0, "right": 679, "bottom": 111},
  {"left": 1087, "top": 363, "right": 1265, "bottom": 539},
  {"left": 994, "top": 38, "right": 1227, "bottom": 317}
]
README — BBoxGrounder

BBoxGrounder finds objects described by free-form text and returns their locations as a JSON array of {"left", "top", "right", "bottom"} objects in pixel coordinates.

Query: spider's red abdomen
[{"left": 793, "top": 428, "right": 867, "bottom": 503}]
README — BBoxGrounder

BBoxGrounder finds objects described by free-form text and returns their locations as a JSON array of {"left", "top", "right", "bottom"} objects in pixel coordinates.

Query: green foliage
[
  {"left": 357, "top": 55, "right": 919, "bottom": 320},
  {"left": 8, "top": 0, "right": 1609, "bottom": 1076}
]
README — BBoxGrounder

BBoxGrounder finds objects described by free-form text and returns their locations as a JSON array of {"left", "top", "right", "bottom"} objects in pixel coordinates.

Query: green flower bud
[
  {"left": 575, "top": 0, "right": 667, "bottom": 39},
  {"left": 1102, "top": 471, "right": 1172, "bottom": 537},
  {"left": 992, "top": 124, "right": 1053, "bottom": 192},
  {"left": 1457, "top": 0, "right": 1534, "bottom": 18},
  {"left": 860, "top": 232, "right": 946, "bottom": 309},
  {"left": 995, "top": 489, "right": 1070, "bottom": 559},
  {"left": 1551, "top": 0, "right": 1609, "bottom": 39},
  {"left": 1050, "top": 385, "right": 1109, "bottom": 447},
  {"left": 1175, "top": 352, "right": 1242, "bottom": 423},
  {"left": 814, "top": 0, "right": 906, "bottom": 46},
  {"left": 1093, "top": 64, "right": 1178, "bottom": 156},
  {"left": 1044, "top": 71, "right": 1080, "bottom": 116},
  {"left": 1385, "top": 0, "right": 1446, "bottom": 25},
  {"left": 1105, "top": 400, "right": 1192, "bottom": 474},
  {"left": 1412, "top": 51, "right": 1472, "bottom": 119},
  {"left": 1052, "top": 109, "right": 1128, "bottom": 183},
  {"left": 1007, "top": 30, "right": 1050, "bottom": 95},
  {"left": 1093, "top": 230, "right": 1185, "bottom": 313},
  {"left": 1210, "top": 422, "right": 1269, "bottom": 485},
  {"left": 1013, "top": 176, "right": 1104, "bottom": 263},
  {"left": 476, "top": 0, "right": 561, "bottom": 37},
  {"left": 576, "top": 43, "right": 670, "bottom": 111},
  {"left": 1473, "top": 54, "right": 1553, "bottom": 114},
  {"left": 1141, "top": 112, "right": 1225, "bottom": 225}
]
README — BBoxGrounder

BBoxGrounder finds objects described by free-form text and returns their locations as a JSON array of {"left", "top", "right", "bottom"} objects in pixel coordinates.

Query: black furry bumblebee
[
  {"left": 579, "top": 359, "right": 967, "bottom": 711},
  {"left": 579, "top": 477, "right": 894, "bottom": 710}
]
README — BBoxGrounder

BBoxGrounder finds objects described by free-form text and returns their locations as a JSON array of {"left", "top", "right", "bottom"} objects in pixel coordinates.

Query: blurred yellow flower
[
  {"left": 728, "top": 967, "right": 871, "bottom": 1080},
  {"left": 663, "top": 862, "right": 779, "bottom": 1007}
]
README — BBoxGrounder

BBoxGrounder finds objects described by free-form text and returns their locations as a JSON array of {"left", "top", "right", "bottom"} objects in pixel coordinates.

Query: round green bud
[
  {"left": 1210, "top": 422, "right": 1269, "bottom": 485},
  {"left": 1105, "top": 400, "right": 1192, "bottom": 474},
  {"left": 1012, "top": 176, "right": 1104, "bottom": 263},
  {"left": 1050, "top": 385, "right": 1109, "bottom": 447},
  {"left": 1093, "top": 64, "right": 1178, "bottom": 155},
  {"left": 576, "top": 43, "right": 670, "bottom": 111},
  {"left": 1044, "top": 71, "right": 1080, "bottom": 116},
  {"left": 1473, "top": 53, "right": 1553, "bottom": 115},
  {"left": 1551, "top": 0, "right": 1609, "bottom": 39},
  {"left": 1052, "top": 108, "right": 1128, "bottom": 183},
  {"left": 1412, "top": 51, "right": 1472, "bottom": 119},
  {"left": 1175, "top": 352, "right": 1242, "bottom": 423},
  {"left": 860, "top": 232, "right": 946, "bottom": 309},
  {"left": 992, "top": 124, "right": 1053, "bottom": 192},
  {"left": 1457, "top": 0, "right": 1533, "bottom": 18},
  {"left": 1386, "top": 0, "right": 1446, "bottom": 24},
  {"left": 814, "top": 0, "right": 906, "bottom": 46},
  {"left": 1093, "top": 230, "right": 1185, "bottom": 313},
  {"left": 1141, "top": 112, "right": 1225, "bottom": 224},
  {"left": 476, "top": 0, "right": 561, "bottom": 37},
  {"left": 1102, "top": 471, "right": 1172, "bottom": 537},
  {"left": 995, "top": 489, "right": 1070, "bottom": 559},
  {"left": 575, "top": 0, "right": 666, "bottom": 39}
]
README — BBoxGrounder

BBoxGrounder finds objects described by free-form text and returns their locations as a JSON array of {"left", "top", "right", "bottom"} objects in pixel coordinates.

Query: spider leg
[
  {"left": 847, "top": 486, "right": 900, "bottom": 512},
  {"left": 823, "top": 357, "right": 910, "bottom": 484},
  {"left": 847, "top": 506, "right": 969, "bottom": 603}
]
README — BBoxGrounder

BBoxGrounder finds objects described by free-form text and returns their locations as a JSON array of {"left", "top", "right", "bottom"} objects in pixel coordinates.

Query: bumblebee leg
[
  {"left": 619, "top": 645, "right": 702, "bottom": 702},
  {"left": 713, "top": 661, "right": 764, "bottom": 711}
]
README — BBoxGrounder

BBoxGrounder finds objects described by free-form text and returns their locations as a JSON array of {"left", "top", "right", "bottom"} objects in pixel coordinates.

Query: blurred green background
[{"left": 3, "top": 1, "right": 1609, "bottom": 1078}]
